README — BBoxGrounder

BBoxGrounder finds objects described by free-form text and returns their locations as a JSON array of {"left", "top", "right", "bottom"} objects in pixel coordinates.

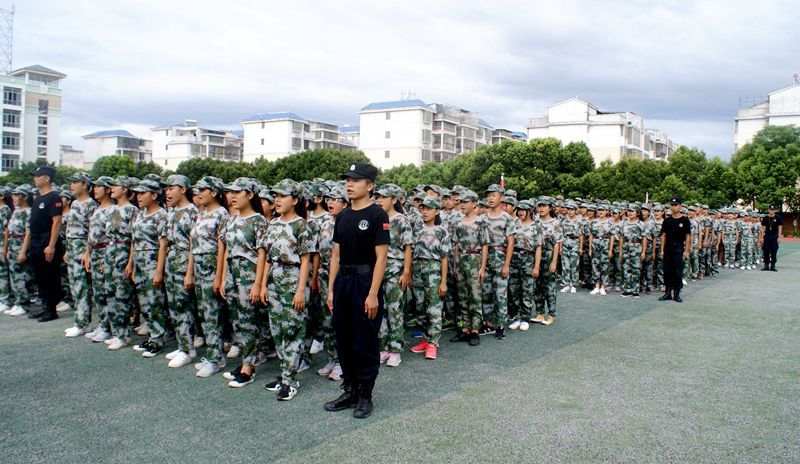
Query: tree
[
  {"left": 91, "top": 156, "right": 138, "bottom": 178},
  {"left": 2, "top": 160, "right": 80, "bottom": 187},
  {"left": 730, "top": 125, "right": 800, "bottom": 209}
]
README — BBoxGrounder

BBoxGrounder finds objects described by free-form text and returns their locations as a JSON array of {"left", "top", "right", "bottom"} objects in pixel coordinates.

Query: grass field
[{"left": 1, "top": 245, "right": 799, "bottom": 463}]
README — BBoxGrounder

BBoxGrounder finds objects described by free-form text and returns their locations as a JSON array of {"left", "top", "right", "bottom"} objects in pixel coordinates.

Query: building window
[
  {"left": 385, "top": 112, "right": 391, "bottom": 120},
  {"left": 38, "top": 99, "right": 49, "bottom": 113},
  {"left": 164, "top": 159, "right": 168, "bottom": 166},
  {"left": 165, "top": 145, "right": 168, "bottom": 151},
  {"left": 384, "top": 150, "right": 390, "bottom": 158},
  {"left": 1, "top": 154, "right": 19, "bottom": 171},
  {"left": 3, "top": 87, "right": 21, "bottom": 106},
  {"left": 261, "top": 138, "right": 264, "bottom": 145},
  {"left": 261, "top": 122, "right": 265, "bottom": 129},
  {"left": 2, "top": 131, "right": 19, "bottom": 150},
  {"left": 38, "top": 136, "right": 47, "bottom": 146},
  {"left": 385, "top": 131, "right": 391, "bottom": 139},
  {"left": 38, "top": 116, "right": 47, "bottom": 126},
  {"left": 3, "top": 109, "right": 21, "bottom": 128}
]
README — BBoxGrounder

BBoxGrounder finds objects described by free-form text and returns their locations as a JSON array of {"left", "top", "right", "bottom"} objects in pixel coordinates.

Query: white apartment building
[
  {"left": 241, "top": 112, "right": 356, "bottom": 163},
  {"left": 151, "top": 120, "right": 243, "bottom": 169},
  {"left": 645, "top": 128, "right": 677, "bottom": 161},
  {"left": 527, "top": 97, "right": 673, "bottom": 164},
  {"left": 82, "top": 130, "right": 152, "bottom": 168},
  {"left": 59, "top": 144, "right": 84, "bottom": 168},
  {"left": 358, "top": 100, "right": 434, "bottom": 169},
  {"left": 339, "top": 125, "right": 359, "bottom": 147},
  {"left": 734, "top": 83, "right": 800, "bottom": 152},
  {"left": 1, "top": 65, "right": 66, "bottom": 173}
]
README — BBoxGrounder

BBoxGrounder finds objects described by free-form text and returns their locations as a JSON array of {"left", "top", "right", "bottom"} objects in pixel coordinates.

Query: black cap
[
  {"left": 33, "top": 166, "right": 56, "bottom": 179},
  {"left": 669, "top": 197, "right": 682, "bottom": 205},
  {"left": 768, "top": 205, "right": 778, "bottom": 211},
  {"left": 341, "top": 163, "right": 378, "bottom": 182}
]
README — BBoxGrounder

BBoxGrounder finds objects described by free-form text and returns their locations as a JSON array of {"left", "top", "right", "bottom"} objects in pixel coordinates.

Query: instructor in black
[
  {"left": 659, "top": 197, "right": 691, "bottom": 303},
  {"left": 325, "top": 163, "right": 389, "bottom": 419},
  {"left": 760, "top": 206, "right": 783, "bottom": 271},
  {"left": 22, "top": 166, "right": 65, "bottom": 322}
]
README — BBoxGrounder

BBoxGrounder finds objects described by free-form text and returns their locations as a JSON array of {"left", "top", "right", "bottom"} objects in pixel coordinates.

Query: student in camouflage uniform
[
  {"left": 63, "top": 173, "right": 97, "bottom": 337},
  {"left": 375, "top": 184, "right": 412, "bottom": 366},
  {"left": 698, "top": 206, "right": 713, "bottom": 277},
  {"left": 187, "top": 176, "right": 229, "bottom": 377},
  {"left": 578, "top": 203, "right": 595, "bottom": 289},
  {"left": 104, "top": 177, "right": 138, "bottom": 350},
  {"left": 739, "top": 212, "right": 756, "bottom": 269},
  {"left": 638, "top": 204, "right": 656, "bottom": 294},
  {"left": 685, "top": 207, "right": 701, "bottom": 280},
  {"left": 259, "top": 179, "right": 311, "bottom": 401},
  {"left": 409, "top": 197, "right": 449, "bottom": 360},
  {"left": 559, "top": 201, "right": 582, "bottom": 294},
  {"left": 619, "top": 205, "right": 647, "bottom": 298},
  {"left": 509, "top": 200, "right": 542, "bottom": 331},
  {"left": 58, "top": 190, "right": 75, "bottom": 312},
  {"left": 4, "top": 185, "right": 35, "bottom": 316},
  {"left": 609, "top": 208, "right": 624, "bottom": 291},
  {"left": 163, "top": 175, "right": 199, "bottom": 368},
  {"left": 652, "top": 205, "right": 666, "bottom": 290},
  {"left": 82, "top": 177, "right": 114, "bottom": 341},
  {"left": 0, "top": 186, "right": 14, "bottom": 313},
  {"left": 589, "top": 204, "right": 614, "bottom": 296},
  {"left": 481, "top": 184, "right": 515, "bottom": 339},
  {"left": 532, "top": 197, "right": 561, "bottom": 325},
  {"left": 722, "top": 210, "right": 738, "bottom": 269},
  {"left": 710, "top": 210, "right": 723, "bottom": 274}
]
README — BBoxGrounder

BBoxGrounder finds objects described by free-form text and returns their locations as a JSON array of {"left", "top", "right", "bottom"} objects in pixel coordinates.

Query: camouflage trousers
[
  {"left": 509, "top": 251, "right": 535, "bottom": 322},
  {"left": 166, "top": 249, "right": 195, "bottom": 353},
  {"left": 66, "top": 239, "right": 93, "bottom": 328},
  {"left": 380, "top": 258, "right": 405, "bottom": 353},
  {"left": 226, "top": 257, "right": 261, "bottom": 367},
  {"left": 534, "top": 248, "right": 557, "bottom": 316},
  {"left": 194, "top": 253, "right": 225, "bottom": 362},
  {"left": 413, "top": 259, "right": 443, "bottom": 346},
  {"left": 0, "top": 255, "right": 11, "bottom": 306},
  {"left": 267, "top": 264, "right": 308, "bottom": 388},
  {"left": 481, "top": 249, "right": 509, "bottom": 327},
  {"left": 60, "top": 261, "right": 72, "bottom": 305},
  {"left": 684, "top": 246, "right": 699, "bottom": 279},
  {"left": 7, "top": 238, "right": 34, "bottom": 310},
  {"left": 105, "top": 244, "right": 135, "bottom": 339},
  {"left": 591, "top": 241, "right": 611, "bottom": 287},
  {"left": 723, "top": 239, "right": 736, "bottom": 266},
  {"left": 653, "top": 241, "right": 664, "bottom": 288},
  {"left": 699, "top": 245, "right": 712, "bottom": 276},
  {"left": 133, "top": 249, "right": 167, "bottom": 346},
  {"left": 710, "top": 243, "right": 720, "bottom": 274},
  {"left": 640, "top": 244, "right": 654, "bottom": 292},
  {"left": 303, "top": 268, "right": 322, "bottom": 364},
  {"left": 621, "top": 244, "right": 642, "bottom": 294},
  {"left": 740, "top": 238, "right": 755, "bottom": 267},
  {"left": 444, "top": 251, "right": 459, "bottom": 325},
  {"left": 457, "top": 253, "right": 484, "bottom": 332},
  {"left": 560, "top": 240, "right": 580, "bottom": 287},
  {"left": 89, "top": 249, "right": 110, "bottom": 332},
  {"left": 317, "top": 266, "right": 336, "bottom": 361}
]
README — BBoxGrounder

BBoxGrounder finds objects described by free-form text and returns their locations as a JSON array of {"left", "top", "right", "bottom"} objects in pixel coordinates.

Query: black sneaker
[
  {"left": 478, "top": 326, "right": 493, "bottom": 336},
  {"left": 449, "top": 332, "right": 469, "bottom": 343},
  {"left": 264, "top": 377, "right": 283, "bottom": 392},
  {"left": 228, "top": 371, "right": 255, "bottom": 388},
  {"left": 495, "top": 327, "right": 506, "bottom": 340},
  {"left": 468, "top": 333, "right": 480, "bottom": 346},
  {"left": 141, "top": 343, "right": 162, "bottom": 358},
  {"left": 633, "top": 293, "right": 640, "bottom": 299},
  {"left": 276, "top": 384, "right": 297, "bottom": 401},
  {"left": 133, "top": 341, "right": 153, "bottom": 352},
  {"left": 37, "top": 312, "right": 59, "bottom": 322},
  {"left": 222, "top": 366, "right": 243, "bottom": 381},
  {"left": 621, "top": 292, "right": 631, "bottom": 298}
]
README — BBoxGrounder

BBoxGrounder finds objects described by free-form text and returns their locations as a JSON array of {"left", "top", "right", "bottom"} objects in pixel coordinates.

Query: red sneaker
[
  {"left": 424, "top": 344, "right": 437, "bottom": 360},
  {"left": 410, "top": 340, "right": 429, "bottom": 353}
]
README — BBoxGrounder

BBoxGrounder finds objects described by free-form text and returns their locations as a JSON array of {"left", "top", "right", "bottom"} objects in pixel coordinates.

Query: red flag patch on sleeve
[
  {"left": 382, "top": 222, "right": 390, "bottom": 230},
  {"left": 55, "top": 202, "right": 62, "bottom": 207}
]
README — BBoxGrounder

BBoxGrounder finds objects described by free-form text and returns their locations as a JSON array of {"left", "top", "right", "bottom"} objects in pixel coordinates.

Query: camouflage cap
[
  {"left": 67, "top": 171, "right": 93, "bottom": 184},
  {"left": 143, "top": 173, "right": 164, "bottom": 184},
  {"left": 164, "top": 174, "right": 192, "bottom": 189},
  {"left": 477, "top": 199, "right": 489, "bottom": 208},
  {"left": 309, "top": 182, "right": 328, "bottom": 197},
  {"left": 94, "top": 176, "right": 114, "bottom": 188},
  {"left": 270, "top": 178, "right": 301, "bottom": 197},
  {"left": 459, "top": 190, "right": 479, "bottom": 202},
  {"left": 421, "top": 197, "right": 442, "bottom": 210},
  {"left": 194, "top": 176, "right": 225, "bottom": 195},
  {"left": 131, "top": 179, "right": 162, "bottom": 193},
  {"left": 60, "top": 189, "right": 75, "bottom": 201},
  {"left": 586, "top": 204, "right": 598, "bottom": 212},
  {"left": 505, "top": 189, "right": 518, "bottom": 199},
  {"left": 110, "top": 176, "right": 139, "bottom": 188},
  {"left": 687, "top": 206, "right": 697, "bottom": 212},
  {"left": 502, "top": 196, "right": 518, "bottom": 207},
  {"left": 326, "top": 185, "right": 348, "bottom": 201},
  {"left": 536, "top": 196, "right": 555, "bottom": 207},
  {"left": 680, "top": 207, "right": 688, "bottom": 213},
  {"left": 375, "top": 183, "right": 399, "bottom": 198},
  {"left": 414, "top": 184, "right": 426, "bottom": 192},
  {"left": 225, "top": 177, "right": 261, "bottom": 193},
  {"left": 627, "top": 204, "right": 641, "bottom": 212},
  {"left": 709, "top": 209, "right": 717, "bottom": 215},
  {"left": 564, "top": 200, "right": 578, "bottom": 210},
  {"left": 413, "top": 192, "right": 425, "bottom": 201},
  {"left": 517, "top": 200, "right": 533, "bottom": 211},
  {"left": 596, "top": 203, "right": 608, "bottom": 211},
  {"left": 653, "top": 204, "right": 665, "bottom": 211},
  {"left": 485, "top": 184, "right": 504, "bottom": 194},
  {"left": 257, "top": 188, "right": 275, "bottom": 202},
  {"left": 641, "top": 203, "right": 652, "bottom": 211},
  {"left": 11, "top": 184, "right": 33, "bottom": 195}
]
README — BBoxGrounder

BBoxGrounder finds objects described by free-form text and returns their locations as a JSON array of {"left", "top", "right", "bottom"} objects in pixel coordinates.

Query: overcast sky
[{"left": 10, "top": 0, "right": 799, "bottom": 160}]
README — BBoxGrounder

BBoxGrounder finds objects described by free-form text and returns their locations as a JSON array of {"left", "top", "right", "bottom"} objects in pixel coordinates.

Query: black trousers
[
  {"left": 663, "top": 244, "right": 685, "bottom": 292},
  {"left": 28, "top": 234, "right": 65, "bottom": 314},
  {"left": 762, "top": 236, "right": 779, "bottom": 267},
  {"left": 333, "top": 269, "right": 384, "bottom": 382}
]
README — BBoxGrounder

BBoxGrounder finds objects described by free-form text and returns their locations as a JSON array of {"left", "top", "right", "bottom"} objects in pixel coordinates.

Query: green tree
[
  {"left": 90, "top": 156, "right": 138, "bottom": 178},
  {"left": 730, "top": 125, "right": 800, "bottom": 209}
]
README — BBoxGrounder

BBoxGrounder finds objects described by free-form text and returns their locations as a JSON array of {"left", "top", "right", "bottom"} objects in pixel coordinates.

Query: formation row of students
[{"left": 0, "top": 174, "right": 774, "bottom": 401}]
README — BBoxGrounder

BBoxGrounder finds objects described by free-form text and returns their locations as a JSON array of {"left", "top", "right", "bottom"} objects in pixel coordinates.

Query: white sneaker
[
  {"left": 328, "top": 363, "right": 342, "bottom": 380},
  {"left": 318, "top": 359, "right": 336, "bottom": 376},
  {"left": 508, "top": 320, "right": 522, "bottom": 330},
  {"left": 599, "top": 287, "right": 607, "bottom": 296},
  {"left": 519, "top": 321, "right": 530, "bottom": 331},
  {"left": 7, "top": 306, "right": 26, "bottom": 316},
  {"left": 168, "top": 351, "right": 194, "bottom": 368},
  {"left": 104, "top": 338, "right": 115, "bottom": 345},
  {"left": 570, "top": 286, "right": 577, "bottom": 293},
  {"left": 196, "top": 360, "right": 222, "bottom": 378},
  {"left": 91, "top": 331, "right": 111, "bottom": 343},
  {"left": 379, "top": 351, "right": 390, "bottom": 364},
  {"left": 193, "top": 358, "right": 210, "bottom": 370},
  {"left": 56, "top": 301, "right": 71, "bottom": 312},
  {"left": 589, "top": 288, "right": 600, "bottom": 295},
  {"left": 84, "top": 327, "right": 99, "bottom": 339},
  {"left": 682, "top": 279, "right": 688, "bottom": 285},
  {"left": 310, "top": 339, "right": 324, "bottom": 355},
  {"left": 65, "top": 326, "right": 86, "bottom": 338},
  {"left": 107, "top": 337, "right": 129, "bottom": 350},
  {"left": 560, "top": 286, "right": 570, "bottom": 293},
  {"left": 0, "top": 302, "right": 9, "bottom": 313},
  {"left": 193, "top": 336, "right": 205, "bottom": 349},
  {"left": 165, "top": 349, "right": 181, "bottom": 360},
  {"left": 226, "top": 345, "right": 241, "bottom": 358},
  {"left": 386, "top": 353, "right": 401, "bottom": 367},
  {"left": 298, "top": 358, "right": 311, "bottom": 373},
  {"left": 136, "top": 325, "right": 150, "bottom": 336}
]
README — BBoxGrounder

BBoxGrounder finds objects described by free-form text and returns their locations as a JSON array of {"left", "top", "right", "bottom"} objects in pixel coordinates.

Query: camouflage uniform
[
  {"left": 131, "top": 207, "right": 168, "bottom": 346},
  {"left": 722, "top": 218, "right": 738, "bottom": 266},
  {"left": 315, "top": 212, "right": 337, "bottom": 360},
  {"left": 0, "top": 204, "right": 13, "bottom": 307},
  {"left": 6, "top": 207, "right": 34, "bottom": 311},
  {"left": 620, "top": 219, "right": 646, "bottom": 294},
  {"left": 740, "top": 217, "right": 756, "bottom": 268},
  {"left": 442, "top": 210, "right": 462, "bottom": 326},
  {"left": 699, "top": 215, "right": 713, "bottom": 276},
  {"left": 639, "top": 217, "right": 656, "bottom": 292},
  {"left": 301, "top": 214, "right": 320, "bottom": 365},
  {"left": 380, "top": 212, "right": 412, "bottom": 353},
  {"left": 685, "top": 217, "right": 700, "bottom": 279},
  {"left": 263, "top": 216, "right": 311, "bottom": 388},
  {"left": 454, "top": 214, "right": 489, "bottom": 332},
  {"left": 535, "top": 218, "right": 562, "bottom": 317},
  {"left": 166, "top": 204, "right": 199, "bottom": 353},
  {"left": 87, "top": 205, "right": 112, "bottom": 332},
  {"left": 482, "top": 212, "right": 516, "bottom": 327},
  {"left": 610, "top": 218, "right": 624, "bottom": 290},
  {"left": 559, "top": 216, "right": 581, "bottom": 288},
  {"left": 509, "top": 219, "right": 542, "bottom": 322},
  {"left": 653, "top": 218, "right": 665, "bottom": 288},
  {"left": 105, "top": 203, "right": 137, "bottom": 339},
  {"left": 590, "top": 218, "right": 614, "bottom": 287},
  {"left": 191, "top": 206, "right": 229, "bottom": 362},
  {"left": 412, "top": 223, "right": 450, "bottom": 346},
  {"left": 64, "top": 198, "right": 96, "bottom": 328},
  {"left": 578, "top": 215, "right": 593, "bottom": 288},
  {"left": 711, "top": 217, "right": 723, "bottom": 273}
]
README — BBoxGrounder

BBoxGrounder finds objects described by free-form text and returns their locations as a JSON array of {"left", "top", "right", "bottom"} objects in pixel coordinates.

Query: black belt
[
  {"left": 340, "top": 264, "right": 372, "bottom": 275},
  {"left": 462, "top": 250, "right": 481, "bottom": 255},
  {"left": 91, "top": 244, "right": 108, "bottom": 250},
  {"left": 9, "top": 234, "right": 24, "bottom": 238},
  {"left": 271, "top": 262, "right": 300, "bottom": 268}
]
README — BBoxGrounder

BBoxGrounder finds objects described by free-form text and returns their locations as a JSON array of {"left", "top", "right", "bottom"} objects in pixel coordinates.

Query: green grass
[{"left": 1, "top": 245, "right": 798, "bottom": 463}]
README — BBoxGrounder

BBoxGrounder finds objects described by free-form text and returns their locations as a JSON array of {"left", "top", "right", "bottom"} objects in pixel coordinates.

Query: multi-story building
[
  {"left": 339, "top": 125, "right": 359, "bottom": 148},
  {"left": 59, "top": 144, "right": 84, "bottom": 168},
  {"left": 241, "top": 112, "right": 355, "bottom": 163},
  {"left": 0, "top": 65, "right": 66, "bottom": 173},
  {"left": 358, "top": 99, "right": 434, "bottom": 169},
  {"left": 734, "top": 83, "right": 800, "bottom": 152},
  {"left": 82, "top": 130, "right": 152, "bottom": 167},
  {"left": 645, "top": 128, "right": 677, "bottom": 161},
  {"left": 527, "top": 97, "right": 673, "bottom": 164},
  {"left": 151, "top": 120, "right": 243, "bottom": 169}
]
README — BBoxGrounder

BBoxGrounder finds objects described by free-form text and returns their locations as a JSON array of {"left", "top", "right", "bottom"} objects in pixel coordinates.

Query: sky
[{"left": 8, "top": 0, "right": 800, "bottom": 160}]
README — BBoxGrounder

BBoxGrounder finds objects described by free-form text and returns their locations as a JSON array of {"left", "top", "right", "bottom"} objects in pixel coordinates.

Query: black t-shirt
[
  {"left": 661, "top": 215, "right": 691, "bottom": 248},
  {"left": 333, "top": 203, "right": 390, "bottom": 266},
  {"left": 30, "top": 191, "right": 63, "bottom": 235},
  {"left": 762, "top": 215, "right": 783, "bottom": 236}
]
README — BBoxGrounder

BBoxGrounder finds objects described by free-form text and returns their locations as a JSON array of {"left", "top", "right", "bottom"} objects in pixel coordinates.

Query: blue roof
[
  {"left": 361, "top": 99, "right": 428, "bottom": 111},
  {"left": 231, "top": 130, "right": 244, "bottom": 137},
  {"left": 478, "top": 119, "right": 494, "bottom": 128},
  {"left": 511, "top": 131, "right": 528, "bottom": 139},
  {"left": 84, "top": 129, "right": 136, "bottom": 138},
  {"left": 339, "top": 126, "right": 359, "bottom": 133},
  {"left": 243, "top": 112, "right": 305, "bottom": 122}
]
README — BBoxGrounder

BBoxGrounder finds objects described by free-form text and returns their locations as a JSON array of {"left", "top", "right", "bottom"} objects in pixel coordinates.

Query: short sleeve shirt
[
  {"left": 191, "top": 207, "right": 229, "bottom": 255},
  {"left": 30, "top": 191, "right": 63, "bottom": 235},
  {"left": 133, "top": 208, "right": 167, "bottom": 251},
  {"left": 225, "top": 213, "right": 268, "bottom": 264},
  {"left": 263, "top": 216, "right": 311, "bottom": 265},
  {"left": 333, "top": 204, "right": 390, "bottom": 267},
  {"left": 413, "top": 225, "right": 450, "bottom": 261},
  {"left": 65, "top": 198, "right": 97, "bottom": 239},
  {"left": 484, "top": 212, "right": 516, "bottom": 247}
]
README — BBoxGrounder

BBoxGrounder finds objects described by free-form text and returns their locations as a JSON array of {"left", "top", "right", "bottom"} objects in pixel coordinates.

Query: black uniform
[
  {"left": 761, "top": 213, "right": 783, "bottom": 269},
  {"left": 29, "top": 189, "right": 65, "bottom": 317},
  {"left": 661, "top": 215, "right": 690, "bottom": 294}
]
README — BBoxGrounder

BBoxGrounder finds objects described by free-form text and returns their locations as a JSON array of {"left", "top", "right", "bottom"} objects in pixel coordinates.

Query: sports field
[{"left": 1, "top": 244, "right": 798, "bottom": 463}]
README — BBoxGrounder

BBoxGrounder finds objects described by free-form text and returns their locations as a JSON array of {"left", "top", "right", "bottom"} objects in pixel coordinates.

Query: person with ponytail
[
  {"left": 532, "top": 197, "right": 562, "bottom": 327},
  {"left": 62, "top": 172, "right": 97, "bottom": 337},
  {"left": 4, "top": 185, "right": 35, "bottom": 317},
  {"left": 104, "top": 177, "right": 138, "bottom": 350},
  {"left": 82, "top": 177, "right": 115, "bottom": 341},
  {"left": 0, "top": 186, "right": 14, "bottom": 314}
]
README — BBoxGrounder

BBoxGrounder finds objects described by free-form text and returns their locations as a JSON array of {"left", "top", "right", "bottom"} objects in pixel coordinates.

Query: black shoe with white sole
[
  {"left": 141, "top": 343, "right": 163, "bottom": 358},
  {"left": 264, "top": 377, "right": 283, "bottom": 392},
  {"left": 133, "top": 341, "right": 152, "bottom": 352},
  {"left": 228, "top": 371, "right": 255, "bottom": 388},
  {"left": 222, "top": 366, "right": 242, "bottom": 380},
  {"left": 277, "top": 384, "right": 297, "bottom": 401}
]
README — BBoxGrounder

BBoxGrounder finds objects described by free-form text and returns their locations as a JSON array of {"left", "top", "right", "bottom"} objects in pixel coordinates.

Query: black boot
[
  {"left": 658, "top": 289, "right": 672, "bottom": 301},
  {"left": 673, "top": 291, "right": 683, "bottom": 303},
  {"left": 353, "top": 378, "right": 374, "bottom": 419},
  {"left": 770, "top": 265, "right": 777, "bottom": 272},
  {"left": 324, "top": 379, "right": 358, "bottom": 412}
]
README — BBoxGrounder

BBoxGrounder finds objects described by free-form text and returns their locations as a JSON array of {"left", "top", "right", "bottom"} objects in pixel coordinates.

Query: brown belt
[
  {"left": 462, "top": 250, "right": 481, "bottom": 255},
  {"left": 271, "top": 262, "right": 300, "bottom": 268},
  {"left": 488, "top": 245, "right": 506, "bottom": 252},
  {"left": 108, "top": 241, "right": 131, "bottom": 246},
  {"left": 91, "top": 243, "right": 108, "bottom": 250}
]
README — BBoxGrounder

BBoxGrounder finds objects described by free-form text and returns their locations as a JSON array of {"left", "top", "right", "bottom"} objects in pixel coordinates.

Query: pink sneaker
[
  {"left": 379, "top": 351, "right": 390, "bottom": 364},
  {"left": 386, "top": 353, "right": 402, "bottom": 367},
  {"left": 424, "top": 344, "right": 438, "bottom": 360},
  {"left": 410, "top": 340, "right": 429, "bottom": 353}
]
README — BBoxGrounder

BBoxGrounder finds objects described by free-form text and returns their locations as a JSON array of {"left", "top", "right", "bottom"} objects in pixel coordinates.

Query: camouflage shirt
[
  {"left": 484, "top": 211, "right": 516, "bottom": 247},
  {"left": 539, "top": 218, "right": 563, "bottom": 251},
  {"left": 454, "top": 215, "right": 489, "bottom": 253},
  {"left": 7, "top": 208, "right": 29, "bottom": 237},
  {"left": 590, "top": 218, "right": 614, "bottom": 244},
  {"left": 106, "top": 203, "right": 138, "bottom": 243},
  {"left": 620, "top": 220, "right": 646, "bottom": 245},
  {"left": 191, "top": 207, "right": 229, "bottom": 255},
  {"left": 87, "top": 206, "right": 113, "bottom": 247},
  {"left": 65, "top": 198, "right": 97, "bottom": 239},
  {"left": 263, "top": 216, "right": 311, "bottom": 265},
  {"left": 132, "top": 208, "right": 167, "bottom": 251},
  {"left": 224, "top": 213, "right": 268, "bottom": 264},
  {"left": 385, "top": 213, "right": 413, "bottom": 260},
  {"left": 515, "top": 220, "right": 543, "bottom": 252},
  {"left": 413, "top": 224, "right": 450, "bottom": 261},
  {"left": 559, "top": 216, "right": 582, "bottom": 243},
  {"left": 166, "top": 204, "right": 198, "bottom": 251},
  {"left": 0, "top": 204, "right": 11, "bottom": 232},
  {"left": 316, "top": 214, "right": 336, "bottom": 265}
]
